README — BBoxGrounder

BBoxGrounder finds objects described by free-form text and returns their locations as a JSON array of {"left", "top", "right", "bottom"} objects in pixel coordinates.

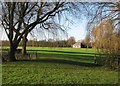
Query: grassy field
[{"left": 2, "top": 47, "right": 119, "bottom": 84}]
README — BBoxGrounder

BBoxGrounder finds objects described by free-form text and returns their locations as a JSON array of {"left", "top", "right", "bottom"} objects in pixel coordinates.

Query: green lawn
[{"left": 2, "top": 47, "right": 119, "bottom": 84}]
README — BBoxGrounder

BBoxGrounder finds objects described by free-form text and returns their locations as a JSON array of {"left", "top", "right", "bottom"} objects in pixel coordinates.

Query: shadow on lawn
[
  {"left": 39, "top": 59, "right": 101, "bottom": 67},
  {"left": 3, "top": 48, "right": 101, "bottom": 67},
  {"left": 28, "top": 50, "right": 94, "bottom": 62},
  {"left": 28, "top": 49, "right": 96, "bottom": 55},
  {"left": 40, "top": 53, "right": 94, "bottom": 60},
  {"left": 26, "top": 49, "right": 100, "bottom": 67},
  {"left": 18, "top": 59, "right": 101, "bottom": 68}
]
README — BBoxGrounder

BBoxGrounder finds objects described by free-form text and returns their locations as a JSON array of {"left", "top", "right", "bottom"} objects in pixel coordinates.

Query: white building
[{"left": 72, "top": 42, "right": 81, "bottom": 48}]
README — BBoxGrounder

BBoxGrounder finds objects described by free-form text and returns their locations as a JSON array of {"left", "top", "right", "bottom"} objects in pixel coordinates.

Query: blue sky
[
  {"left": 67, "top": 19, "right": 87, "bottom": 41},
  {"left": 0, "top": 4, "right": 88, "bottom": 42},
  {"left": 0, "top": 18, "right": 87, "bottom": 41}
]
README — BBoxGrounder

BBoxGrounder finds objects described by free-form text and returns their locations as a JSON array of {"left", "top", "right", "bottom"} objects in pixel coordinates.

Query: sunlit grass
[{"left": 2, "top": 61, "right": 118, "bottom": 84}]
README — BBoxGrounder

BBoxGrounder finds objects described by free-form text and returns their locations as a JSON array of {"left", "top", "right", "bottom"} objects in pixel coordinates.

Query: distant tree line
[
  {"left": 2, "top": 40, "right": 93, "bottom": 48},
  {"left": 24, "top": 40, "right": 69, "bottom": 47},
  {"left": 2, "top": 36, "right": 75, "bottom": 47},
  {"left": 2, "top": 40, "right": 71, "bottom": 47}
]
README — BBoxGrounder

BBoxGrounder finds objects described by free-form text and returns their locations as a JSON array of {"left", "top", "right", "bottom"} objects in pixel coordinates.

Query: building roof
[{"left": 72, "top": 42, "right": 81, "bottom": 46}]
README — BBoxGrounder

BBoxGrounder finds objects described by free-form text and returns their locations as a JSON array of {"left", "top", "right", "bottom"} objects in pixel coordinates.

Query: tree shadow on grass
[
  {"left": 27, "top": 49, "right": 96, "bottom": 66},
  {"left": 28, "top": 49, "right": 96, "bottom": 55},
  {"left": 28, "top": 49, "right": 95, "bottom": 60},
  {"left": 39, "top": 53, "right": 94, "bottom": 61},
  {"left": 3, "top": 48, "right": 101, "bottom": 67},
  {"left": 17, "top": 58, "right": 101, "bottom": 68}
]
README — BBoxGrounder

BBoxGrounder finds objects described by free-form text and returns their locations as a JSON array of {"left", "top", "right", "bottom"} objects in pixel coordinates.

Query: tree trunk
[
  {"left": 22, "top": 36, "right": 28, "bottom": 55},
  {"left": 8, "top": 44, "right": 17, "bottom": 61}
]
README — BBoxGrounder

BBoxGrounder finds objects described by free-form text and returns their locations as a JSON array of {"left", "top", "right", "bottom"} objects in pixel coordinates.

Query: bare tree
[
  {"left": 87, "top": 2, "right": 120, "bottom": 31},
  {"left": 0, "top": 2, "right": 68, "bottom": 61},
  {"left": 67, "top": 36, "right": 75, "bottom": 47},
  {"left": 20, "top": 2, "right": 86, "bottom": 55},
  {"left": 1, "top": 1, "right": 86, "bottom": 61},
  {"left": 86, "top": 2, "right": 120, "bottom": 69}
]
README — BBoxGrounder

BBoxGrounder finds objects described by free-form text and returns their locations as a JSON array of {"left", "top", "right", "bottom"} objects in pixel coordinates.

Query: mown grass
[
  {"left": 2, "top": 47, "right": 119, "bottom": 84},
  {"left": 27, "top": 47, "right": 96, "bottom": 63}
]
